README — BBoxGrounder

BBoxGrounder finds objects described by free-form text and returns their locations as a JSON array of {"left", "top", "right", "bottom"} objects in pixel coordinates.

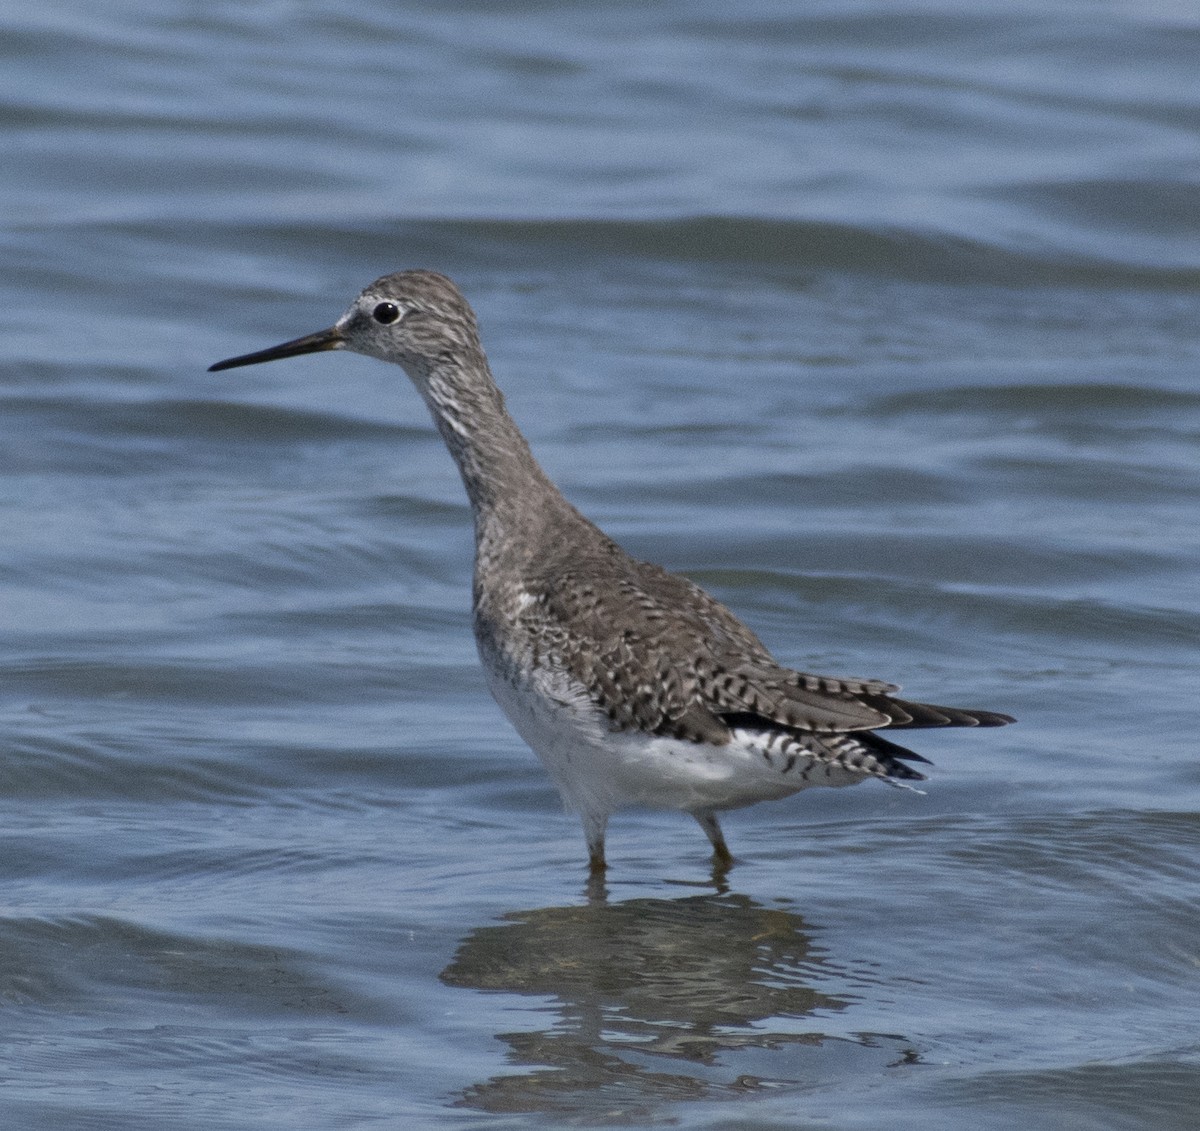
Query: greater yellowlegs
[{"left": 210, "top": 270, "right": 1014, "bottom": 872}]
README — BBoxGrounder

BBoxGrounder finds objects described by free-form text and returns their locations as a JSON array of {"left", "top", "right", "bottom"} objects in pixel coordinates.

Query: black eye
[{"left": 372, "top": 302, "right": 401, "bottom": 325}]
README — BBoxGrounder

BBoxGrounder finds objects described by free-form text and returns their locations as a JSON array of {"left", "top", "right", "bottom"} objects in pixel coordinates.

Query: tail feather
[
  {"left": 720, "top": 689, "right": 1013, "bottom": 788},
  {"left": 854, "top": 731, "right": 930, "bottom": 785},
  {"left": 858, "top": 729, "right": 933, "bottom": 765}
]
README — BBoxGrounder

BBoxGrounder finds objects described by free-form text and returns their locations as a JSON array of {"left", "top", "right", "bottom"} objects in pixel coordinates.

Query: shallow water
[{"left": 2, "top": 2, "right": 1199, "bottom": 1128}]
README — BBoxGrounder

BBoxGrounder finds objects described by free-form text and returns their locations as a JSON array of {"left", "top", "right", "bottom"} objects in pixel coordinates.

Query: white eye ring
[{"left": 372, "top": 301, "right": 402, "bottom": 325}]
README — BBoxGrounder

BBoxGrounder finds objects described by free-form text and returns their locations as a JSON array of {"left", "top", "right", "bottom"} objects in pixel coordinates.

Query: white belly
[{"left": 478, "top": 643, "right": 869, "bottom": 822}]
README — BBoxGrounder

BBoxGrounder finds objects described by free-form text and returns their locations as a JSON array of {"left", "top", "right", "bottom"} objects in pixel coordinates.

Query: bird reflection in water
[{"left": 440, "top": 889, "right": 918, "bottom": 1119}]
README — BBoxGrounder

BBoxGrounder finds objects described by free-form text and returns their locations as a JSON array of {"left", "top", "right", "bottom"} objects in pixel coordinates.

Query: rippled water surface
[{"left": 2, "top": 2, "right": 1199, "bottom": 1128}]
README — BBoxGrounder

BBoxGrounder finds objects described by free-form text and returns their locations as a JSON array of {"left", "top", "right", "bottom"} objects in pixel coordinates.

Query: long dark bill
[{"left": 208, "top": 326, "right": 345, "bottom": 372}]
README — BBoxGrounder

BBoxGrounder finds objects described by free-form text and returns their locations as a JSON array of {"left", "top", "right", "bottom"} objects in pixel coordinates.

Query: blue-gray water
[{"left": 2, "top": 2, "right": 1199, "bottom": 1128}]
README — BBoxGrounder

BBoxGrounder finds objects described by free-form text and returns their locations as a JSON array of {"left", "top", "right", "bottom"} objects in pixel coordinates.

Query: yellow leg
[{"left": 694, "top": 811, "right": 733, "bottom": 866}]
